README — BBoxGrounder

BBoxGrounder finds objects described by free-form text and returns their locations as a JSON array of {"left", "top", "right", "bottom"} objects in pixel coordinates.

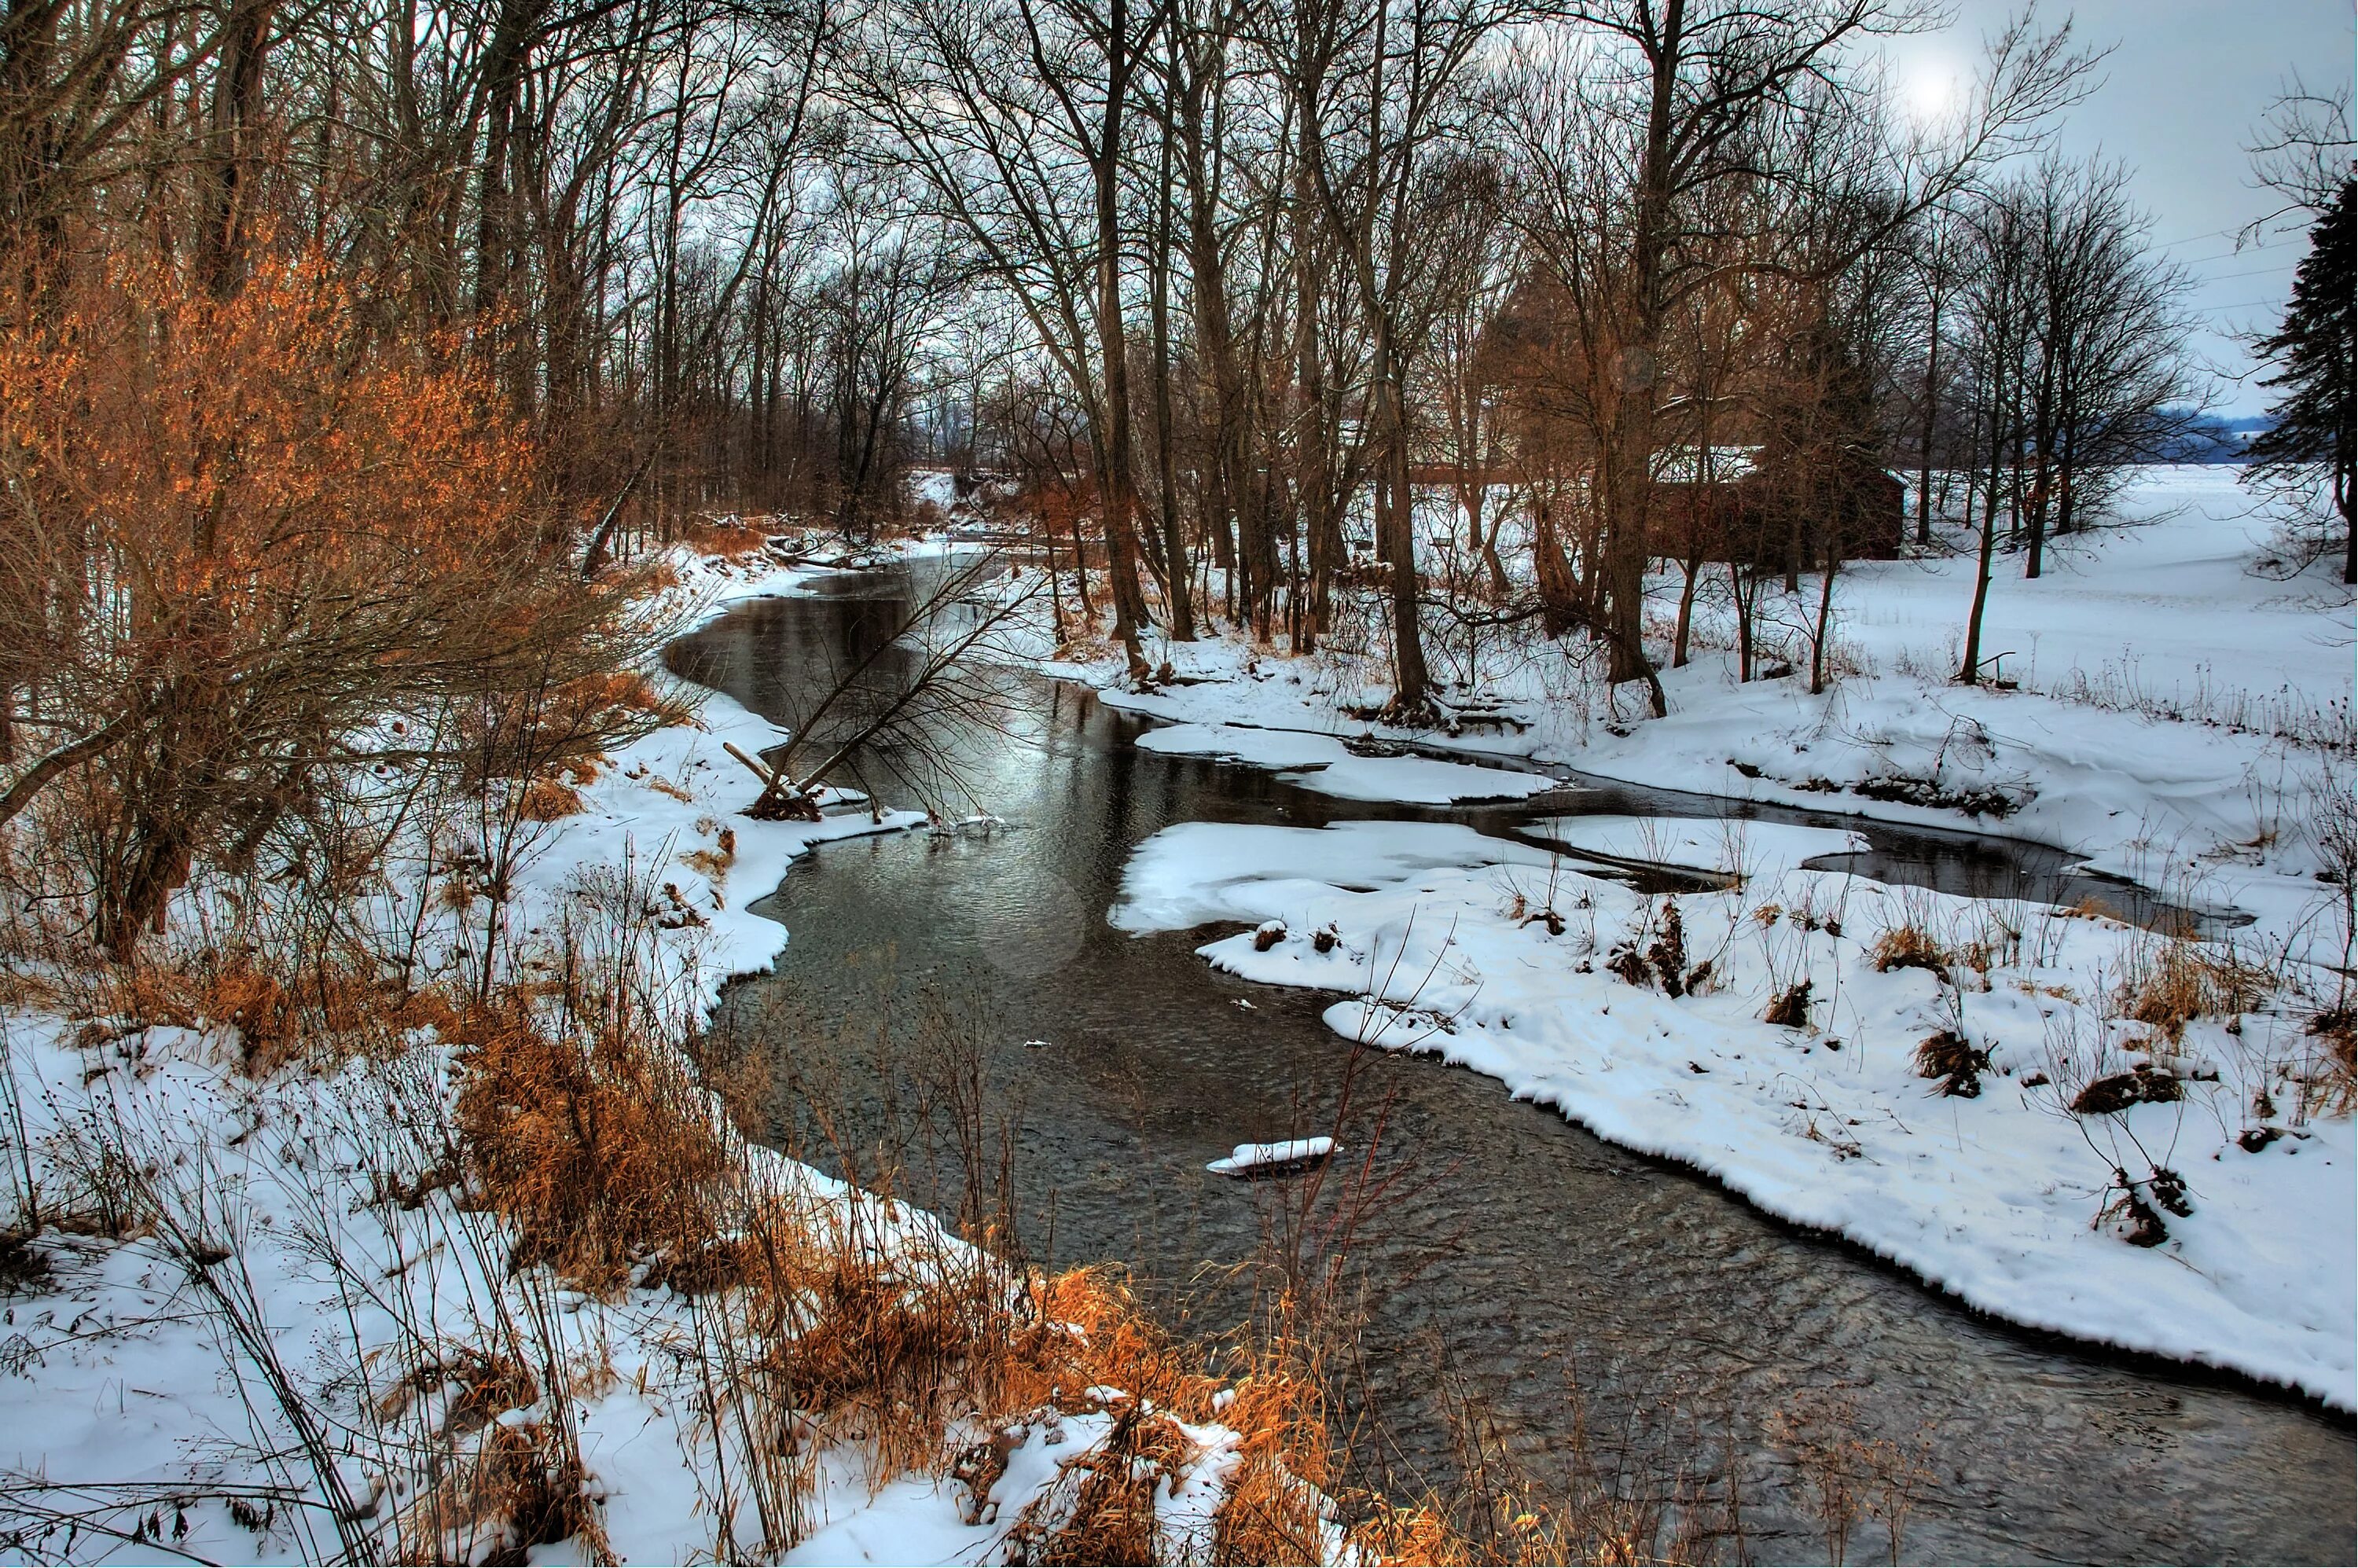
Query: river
[{"left": 667, "top": 564, "right": 2355, "bottom": 1565}]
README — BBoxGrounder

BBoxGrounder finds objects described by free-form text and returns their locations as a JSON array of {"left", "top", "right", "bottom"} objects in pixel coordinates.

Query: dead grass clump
[
  {"left": 1018, "top": 1268, "right": 1218, "bottom": 1416},
  {"left": 1870, "top": 923, "right": 1949, "bottom": 975},
  {"left": 516, "top": 777, "right": 588, "bottom": 821},
  {"left": 451, "top": 1002, "right": 726, "bottom": 1291},
  {"left": 2069, "top": 1064, "right": 2183, "bottom": 1117},
  {"left": 1763, "top": 979, "right": 1813, "bottom": 1028},
  {"left": 2118, "top": 938, "right": 2272, "bottom": 1039},
  {"left": 1646, "top": 902, "right": 1688, "bottom": 997},
  {"left": 376, "top": 1346, "right": 538, "bottom": 1430},
  {"left": 399, "top": 1412, "right": 607, "bottom": 1566},
  {"left": 761, "top": 1252, "right": 996, "bottom": 1481},
  {"left": 1210, "top": 1400, "right": 1331, "bottom": 1565},
  {"left": 681, "top": 515, "right": 773, "bottom": 560},
  {"left": 2305, "top": 1004, "right": 2356, "bottom": 1114},
  {"left": 72, "top": 952, "right": 417, "bottom": 1073},
  {"left": 2095, "top": 1168, "right": 2173, "bottom": 1249},
  {"left": 1912, "top": 1030, "right": 1989, "bottom": 1097},
  {"left": 679, "top": 828, "right": 737, "bottom": 883},
  {"left": 1002, "top": 1401, "right": 1196, "bottom": 1565},
  {"left": 102, "top": 958, "right": 291, "bottom": 1067},
  {"left": 991, "top": 1269, "right": 1332, "bottom": 1566}
]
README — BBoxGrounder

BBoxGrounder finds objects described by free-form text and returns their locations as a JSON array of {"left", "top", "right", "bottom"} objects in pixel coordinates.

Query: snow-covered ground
[
  {"left": 1030, "top": 466, "right": 2356, "bottom": 1406},
  {"left": 5, "top": 469, "right": 2344, "bottom": 1562},
  {"left": 1111, "top": 813, "right": 2353, "bottom": 1408},
  {"left": 0, "top": 542, "right": 1288, "bottom": 1565},
  {"left": 1046, "top": 468, "right": 2352, "bottom": 955}
]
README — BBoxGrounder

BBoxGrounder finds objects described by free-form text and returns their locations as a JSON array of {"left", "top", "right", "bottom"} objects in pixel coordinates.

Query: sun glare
[{"left": 1904, "top": 61, "right": 1961, "bottom": 125}]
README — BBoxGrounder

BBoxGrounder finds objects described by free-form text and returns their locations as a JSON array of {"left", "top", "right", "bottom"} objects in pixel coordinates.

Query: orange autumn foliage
[{"left": 0, "top": 249, "right": 664, "bottom": 955}]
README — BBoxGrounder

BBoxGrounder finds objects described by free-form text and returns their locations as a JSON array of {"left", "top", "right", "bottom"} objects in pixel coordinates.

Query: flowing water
[{"left": 668, "top": 565, "right": 2355, "bottom": 1565}]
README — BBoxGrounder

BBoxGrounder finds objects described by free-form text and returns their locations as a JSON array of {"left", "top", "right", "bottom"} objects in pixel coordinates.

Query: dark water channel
[{"left": 669, "top": 566, "right": 2355, "bottom": 1565}]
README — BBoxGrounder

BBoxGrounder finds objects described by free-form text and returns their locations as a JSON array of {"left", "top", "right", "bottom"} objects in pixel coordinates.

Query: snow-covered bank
[
  {"left": 1038, "top": 468, "right": 2352, "bottom": 957},
  {"left": 0, "top": 542, "right": 1302, "bottom": 1566},
  {"left": 1014, "top": 468, "right": 2356, "bottom": 1405},
  {"left": 1111, "top": 814, "right": 2356, "bottom": 1409}
]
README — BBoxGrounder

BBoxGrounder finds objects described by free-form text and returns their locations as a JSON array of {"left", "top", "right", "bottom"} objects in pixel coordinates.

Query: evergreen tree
[{"left": 2245, "top": 178, "right": 2356, "bottom": 584}]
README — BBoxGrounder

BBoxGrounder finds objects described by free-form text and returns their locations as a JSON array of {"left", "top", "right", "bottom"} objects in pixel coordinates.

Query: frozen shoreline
[{"left": 1111, "top": 814, "right": 2355, "bottom": 1409}]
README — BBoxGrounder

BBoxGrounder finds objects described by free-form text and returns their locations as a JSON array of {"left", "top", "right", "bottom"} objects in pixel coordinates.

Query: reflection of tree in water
[{"left": 740, "top": 553, "right": 1045, "bottom": 817}]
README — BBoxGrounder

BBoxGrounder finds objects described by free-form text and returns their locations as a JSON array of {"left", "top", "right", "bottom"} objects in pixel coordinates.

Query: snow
[
  {"left": 1110, "top": 812, "right": 2357, "bottom": 1409},
  {"left": 1280, "top": 754, "right": 1563, "bottom": 804},
  {"left": 1135, "top": 721, "right": 1561, "bottom": 801},
  {"left": 1206, "top": 1137, "right": 1336, "bottom": 1176},
  {"left": 1111, "top": 819, "right": 1550, "bottom": 934},
  {"left": 1135, "top": 722, "right": 1353, "bottom": 769},
  {"left": 1828, "top": 467, "right": 2345, "bottom": 701},
  {"left": 1524, "top": 813, "right": 1870, "bottom": 873}
]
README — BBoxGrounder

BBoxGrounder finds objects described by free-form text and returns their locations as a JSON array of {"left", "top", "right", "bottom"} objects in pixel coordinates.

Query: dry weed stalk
[{"left": 2116, "top": 936, "right": 2272, "bottom": 1042}]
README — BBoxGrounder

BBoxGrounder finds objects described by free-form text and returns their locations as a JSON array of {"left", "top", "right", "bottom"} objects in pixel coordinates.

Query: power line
[
  {"left": 2166, "top": 233, "right": 2297, "bottom": 263},
  {"left": 2191, "top": 260, "right": 2298, "bottom": 284},
  {"left": 2175, "top": 241, "right": 2300, "bottom": 270}
]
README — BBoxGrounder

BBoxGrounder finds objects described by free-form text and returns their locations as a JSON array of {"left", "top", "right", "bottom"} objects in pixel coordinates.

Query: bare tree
[{"left": 1507, "top": 1, "right": 2099, "bottom": 714}]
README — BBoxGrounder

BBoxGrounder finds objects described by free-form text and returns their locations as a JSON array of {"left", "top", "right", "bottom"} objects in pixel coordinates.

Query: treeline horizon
[{"left": 0, "top": 0, "right": 2344, "bottom": 756}]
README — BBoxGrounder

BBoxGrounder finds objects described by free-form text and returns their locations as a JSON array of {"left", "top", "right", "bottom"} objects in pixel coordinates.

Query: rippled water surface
[{"left": 668, "top": 567, "right": 2355, "bottom": 1564}]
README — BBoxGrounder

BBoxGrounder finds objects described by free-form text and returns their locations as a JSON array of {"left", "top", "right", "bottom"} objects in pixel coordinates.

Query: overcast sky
[{"left": 1882, "top": 2, "right": 2355, "bottom": 415}]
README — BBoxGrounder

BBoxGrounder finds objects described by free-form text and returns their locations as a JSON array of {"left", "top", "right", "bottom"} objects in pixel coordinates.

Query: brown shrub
[
  {"left": 1912, "top": 1030, "right": 1988, "bottom": 1097},
  {"left": 1870, "top": 924, "right": 1949, "bottom": 975},
  {"left": 2118, "top": 939, "right": 2272, "bottom": 1039},
  {"left": 1763, "top": 979, "right": 1813, "bottom": 1028},
  {"left": 0, "top": 249, "right": 670, "bottom": 960},
  {"left": 451, "top": 1002, "right": 727, "bottom": 1290}
]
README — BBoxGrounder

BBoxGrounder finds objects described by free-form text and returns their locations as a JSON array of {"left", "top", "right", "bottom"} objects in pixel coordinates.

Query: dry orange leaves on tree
[{"left": 0, "top": 248, "right": 663, "bottom": 957}]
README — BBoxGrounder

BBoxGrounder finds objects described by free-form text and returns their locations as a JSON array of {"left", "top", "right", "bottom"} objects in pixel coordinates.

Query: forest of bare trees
[{"left": 0, "top": 0, "right": 2251, "bottom": 940}]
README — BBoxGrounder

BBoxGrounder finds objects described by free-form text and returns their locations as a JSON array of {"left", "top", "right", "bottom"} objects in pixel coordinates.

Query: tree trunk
[
  {"left": 1915, "top": 299, "right": 1940, "bottom": 546},
  {"left": 1148, "top": 98, "right": 1192, "bottom": 640},
  {"left": 1091, "top": 0, "right": 1151, "bottom": 675},
  {"left": 1672, "top": 555, "right": 1701, "bottom": 668},
  {"left": 196, "top": 0, "right": 276, "bottom": 297}
]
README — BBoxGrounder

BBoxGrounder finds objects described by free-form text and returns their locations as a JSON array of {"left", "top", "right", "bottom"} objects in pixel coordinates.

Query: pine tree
[{"left": 2245, "top": 178, "right": 2355, "bottom": 584}]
